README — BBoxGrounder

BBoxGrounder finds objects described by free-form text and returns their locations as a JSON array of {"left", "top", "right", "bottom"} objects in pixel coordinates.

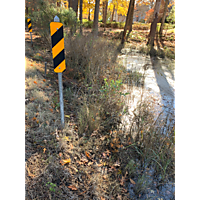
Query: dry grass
[{"left": 25, "top": 28, "right": 174, "bottom": 199}]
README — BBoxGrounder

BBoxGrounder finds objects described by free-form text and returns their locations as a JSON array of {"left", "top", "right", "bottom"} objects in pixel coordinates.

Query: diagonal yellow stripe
[
  {"left": 28, "top": 24, "right": 32, "bottom": 28},
  {"left": 50, "top": 22, "right": 63, "bottom": 36},
  {"left": 29, "top": 29, "right": 32, "bottom": 32},
  {"left": 54, "top": 60, "right": 66, "bottom": 73},
  {"left": 52, "top": 38, "right": 64, "bottom": 58},
  {"left": 27, "top": 18, "right": 31, "bottom": 22}
]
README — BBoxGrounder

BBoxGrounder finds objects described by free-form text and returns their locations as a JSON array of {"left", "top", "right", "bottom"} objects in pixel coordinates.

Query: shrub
[
  {"left": 119, "top": 22, "right": 125, "bottom": 29},
  {"left": 111, "top": 22, "right": 119, "bottom": 28},
  {"left": 64, "top": 34, "right": 120, "bottom": 84},
  {"left": 100, "top": 22, "right": 124, "bottom": 29},
  {"left": 64, "top": 34, "right": 126, "bottom": 135},
  {"left": 106, "top": 22, "right": 111, "bottom": 28},
  {"left": 29, "top": 1, "right": 77, "bottom": 46},
  {"left": 132, "top": 22, "right": 150, "bottom": 30},
  {"left": 82, "top": 20, "right": 93, "bottom": 28}
]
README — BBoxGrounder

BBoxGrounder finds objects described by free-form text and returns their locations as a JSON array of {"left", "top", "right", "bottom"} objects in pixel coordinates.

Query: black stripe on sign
[
  {"left": 51, "top": 25, "right": 63, "bottom": 49},
  {"left": 28, "top": 20, "right": 31, "bottom": 26},
  {"left": 53, "top": 49, "right": 65, "bottom": 68},
  {"left": 29, "top": 26, "right": 32, "bottom": 31}
]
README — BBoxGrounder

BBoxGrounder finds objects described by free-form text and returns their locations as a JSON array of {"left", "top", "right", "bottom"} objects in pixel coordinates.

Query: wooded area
[
  {"left": 25, "top": 0, "right": 175, "bottom": 199},
  {"left": 25, "top": 0, "right": 175, "bottom": 52}
]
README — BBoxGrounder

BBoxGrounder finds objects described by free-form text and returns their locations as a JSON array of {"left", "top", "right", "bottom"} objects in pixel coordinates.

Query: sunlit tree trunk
[
  {"left": 93, "top": 0, "right": 100, "bottom": 35},
  {"left": 159, "top": 0, "right": 169, "bottom": 45},
  {"left": 111, "top": 5, "right": 115, "bottom": 22},
  {"left": 147, "top": 0, "right": 161, "bottom": 49},
  {"left": 121, "top": 0, "right": 135, "bottom": 45}
]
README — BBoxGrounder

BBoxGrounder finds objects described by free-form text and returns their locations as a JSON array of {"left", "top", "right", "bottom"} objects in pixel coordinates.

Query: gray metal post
[
  {"left": 54, "top": 15, "right": 65, "bottom": 128},
  {"left": 30, "top": 32, "right": 33, "bottom": 47},
  {"left": 45, "top": 62, "right": 47, "bottom": 78}
]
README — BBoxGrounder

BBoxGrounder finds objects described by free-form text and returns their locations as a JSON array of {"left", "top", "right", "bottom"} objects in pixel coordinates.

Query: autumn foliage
[{"left": 145, "top": 8, "right": 154, "bottom": 22}]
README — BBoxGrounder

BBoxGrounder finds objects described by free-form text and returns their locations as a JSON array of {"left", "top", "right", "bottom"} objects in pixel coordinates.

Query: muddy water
[
  {"left": 117, "top": 49, "right": 175, "bottom": 200},
  {"left": 118, "top": 49, "right": 175, "bottom": 131}
]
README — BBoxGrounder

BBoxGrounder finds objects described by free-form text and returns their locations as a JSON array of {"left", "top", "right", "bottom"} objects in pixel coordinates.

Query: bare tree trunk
[
  {"left": 26, "top": 6, "right": 29, "bottom": 15},
  {"left": 80, "top": 0, "right": 83, "bottom": 35},
  {"left": 103, "top": 0, "right": 108, "bottom": 31},
  {"left": 121, "top": 0, "right": 135, "bottom": 45},
  {"left": 159, "top": 0, "right": 169, "bottom": 46},
  {"left": 88, "top": 9, "right": 91, "bottom": 21},
  {"left": 147, "top": 0, "right": 161, "bottom": 49},
  {"left": 93, "top": 0, "right": 100, "bottom": 35},
  {"left": 88, "top": 0, "right": 91, "bottom": 21},
  {"left": 69, "top": 0, "right": 78, "bottom": 16},
  {"left": 111, "top": 5, "right": 115, "bottom": 22},
  {"left": 69, "top": 0, "right": 78, "bottom": 34},
  {"left": 103, "top": 0, "right": 108, "bottom": 23}
]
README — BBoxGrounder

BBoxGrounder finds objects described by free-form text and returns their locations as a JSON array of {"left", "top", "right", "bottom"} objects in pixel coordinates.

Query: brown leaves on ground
[
  {"left": 60, "top": 158, "right": 71, "bottom": 165},
  {"left": 68, "top": 185, "right": 78, "bottom": 190}
]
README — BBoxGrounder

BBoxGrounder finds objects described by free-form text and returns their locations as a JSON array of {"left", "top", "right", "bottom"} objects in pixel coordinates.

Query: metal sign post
[
  {"left": 45, "top": 62, "right": 47, "bottom": 78},
  {"left": 50, "top": 16, "right": 66, "bottom": 128}
]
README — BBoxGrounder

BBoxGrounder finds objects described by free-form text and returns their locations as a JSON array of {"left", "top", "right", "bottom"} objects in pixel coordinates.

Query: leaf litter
[{"left": 25, "top": 31, "right": 174, "bottom": 200}]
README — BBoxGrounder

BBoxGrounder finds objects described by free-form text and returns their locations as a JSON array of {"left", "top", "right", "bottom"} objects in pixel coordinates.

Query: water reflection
[{"left": 118, "top": 49, "right": 175, "bottom": 131}]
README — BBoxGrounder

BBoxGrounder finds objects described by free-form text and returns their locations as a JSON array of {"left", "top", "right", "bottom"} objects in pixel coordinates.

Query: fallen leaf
[
  {"left": 100, "top": 136, "right": 105, "bottom": 141},
  {"left": 68, "top": 185, "right": 77, "bottom": 190},
  {"left": 59, "top": 152, "right": 62, "bottom": 157},
  {"left": 79, "top": 191, "right": 86, "bottom": 195},
  {"left": 43, "top": 79, "right": 46, "bottom": 82},
  {"left": 32, "top": 117, "right": 37, "bottom": 121},
  {"left": 88, "top": 161, "right": 93, "bottom": 166},
  {"left": 60, "top": 158, "right": 71, "bottom": 165},
  {"left": 64, "top": 136, "right": 70, "bottom": 141},
  {"left": 130, "top": 178, "right": 136, "bottom": 185},
  {"left": 65, "top": 115, "right": 70, "bottom": 118},
  {"left": 33, "top": 81, "right": 37, "bottom": 84},
  {"left": 36, "top": 120, "right": 39, "bottom": 124},
  {"left": 85, "top": 151, "right": 91, "bottom": 159},
  {"left": 103, "top": 175, "right": 107, "bottom": 179},
  {"left": 43, "top": 148, "right": 46, "bottom": 153},
  {"left": 49, "top": 108, "right": 53, "bottom": 113},
  {"left": 113, "top": 161, "right": 120, "bottom": 167},
  {"left": 31, "top": 64, "right": 33, "bottom": 66},
  {"left": 28, "top": 172, "right": 35, "bottom": 177}
]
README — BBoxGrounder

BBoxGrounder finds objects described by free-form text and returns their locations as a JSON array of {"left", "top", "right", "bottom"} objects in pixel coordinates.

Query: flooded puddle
[
  {"left": 117, "top": 49, "right": 175, "bottom": 199},
  {"left": 118, "top": 49, "right": 175, "bottom": 124}
]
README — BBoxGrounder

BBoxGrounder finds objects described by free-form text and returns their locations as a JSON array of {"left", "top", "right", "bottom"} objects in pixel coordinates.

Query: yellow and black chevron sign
[
  {"left": 27, "top": 18, "right": 32, "bottom": 32},
  {"left": 50, "top": 22, "right": 66, "bottom": 73}
]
